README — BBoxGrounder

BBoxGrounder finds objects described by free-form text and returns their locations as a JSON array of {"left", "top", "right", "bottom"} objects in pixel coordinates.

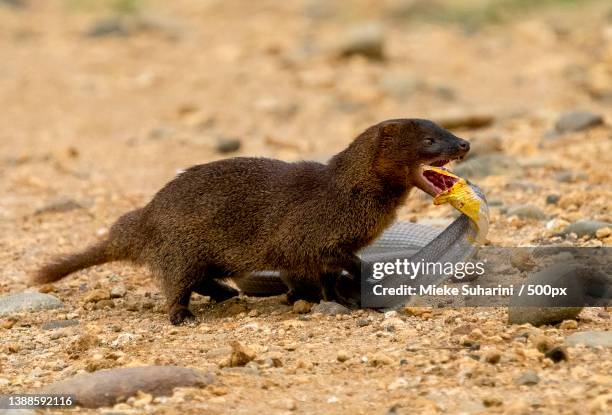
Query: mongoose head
[{"left": 373, "top": 119, "right": 470, "bottom": 195}]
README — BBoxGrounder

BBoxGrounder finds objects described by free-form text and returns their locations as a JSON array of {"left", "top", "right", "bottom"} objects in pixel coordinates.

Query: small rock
[
  {"left": 337, "top": 23, "right": 385, "bottom": 60},
  {"left": 41, "top": 319, "right": 79, "bottom": 330},
  {"left": 229, "top": 341, "right": 255, "bottom": 367},
  {"left": 509, "top": 250, "right": 537, "bottom": 271},
  {"left": 0, "top": 0, "right": 28, "bottom": 9},
  {"left": 311, "top": 301, "right": 350, "bottom": 316},
  {"left": 403, "top": 306, "right": 431, "bottom": 317},
  {"left": 356, "top": 318, "right": 370, "bottom": 327},
  {"left": 545, "top": 194, "right": 560, "bottom": 205},
  {"left": 110, "top": 285, "right": 127, "bottom": 299},
  {"left": 560, "top": 220, "right": 612, "bottom": 238},
  {"left": 484, "top": 349, "right": 501, "bottom": 364},
  {"left": 336, "top": 350, "right": 351, "bottom": 362},
  {"left": 370, "top": 353, "right": 393, "bottom": 366},
  {"left": 387, "top": 377, "right": 408, "bottom": 391},
  {"left": 0, "top": 292, "right": 63, "bottom": 316},
  {"left": 292, "top": 300, "right": 312, "bottom": 314},
  {"left": 468, "top": 135, "right": 503, "bottom": 157},
  {"left": 95, "top": 299, "right": 115, "bottom": 309},
  {"left": 86, "top": 17, "right": 130, "bottom": 38},
  {"left": 544, "top": 346, "right": 568, "bottom": 362},
  {"left": 482, "top": 396, "right": 503, "bottom": 407},
  {"left": 554, "top": 110, "right": 604, "bottom": 133},
  {"left": 566, "top": 331, "right": 612, "bottom": 347},
  {"left": 34, "top": 198, "right": 84, "bottom": 215},
  {"left": 596, "top": 227, "right": 611, "bottom": 239},
  {"left": 555, "top": 170, "right": 586, "bottom": 183},
  {"left": 515, "top": 370, "right": 540, "bottom": 386},
  {"left": 434, "top": 112, "right": 495, "bottom": 130},
  {"left": 559, "top": 319, "right": 578, "bottom": 330},
  {"left": 84, "top": 289, "right": 111, "bottom": 303},
  {"left": 532, "top": 335, "right": 554, "bottom": 353},
  {"left": 507, "top": 204, "right": 546, "bottom": 220},
  {"left": 546, "top": 218, "right": 570, "bottom": 233},
  {"left": 216, "top": 137, "right": 241, "bottom": 154},
  {"left": 40, "top": 366, "right": 214, "bottom": 408}
]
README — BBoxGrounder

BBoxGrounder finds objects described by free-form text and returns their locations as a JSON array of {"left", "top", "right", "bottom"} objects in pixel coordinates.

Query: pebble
[
  {"left": 336, "top": 350, "right": 351, "bottom": 362},
  {"left": 40, "top": 366, "right": 214, "bottom": 408},
  {"left": 515, "top": 370, "right": 540, "bottom": 386},
  {"left": 483, "top": 349, "right": 501, "bottom": 364},
  {"left": 110, "top": 285, "right": 127, "bottom": 299},
  {"left": 545, "top": 194, "right": 560, "bottom": 205},
  {"left": 41, "top": 319, "right": 79, "bottom": 330},
  {"left": 509, "top": 250, "right": 537, "bottom": 271},
  {"left": 532, "top": 335, "right": 554, "bottom": 353},
  {"left": 560, "top": 220, "right": 612, "bottom": 238},
  {"left": 370, "top": 353, "right": 393, "bottom": 366},
  {"left": 34, "top": 198, "right": 84, "bottom": 215},
  {"left": 0, "top": 292, "right": 63, "bottom": 316},
  {"left": 595, "top": 227, "right": 611, "bottom": 239},
  {"left": 546, "top": 218, "right": 570, "bottom": 233},
  {"left": 86, "top": 17, "right": 130, "bottom": 38},
  {"left": 337, "top": 23, "right": 385, "bottom": 60},
  {"left": 566, "top": 331, "right": 612, "bottom": 347},
  {"left": 292, "top": 300, "right": 312, "bottom": 314},
  {"left": 507, "top": 204, "right": 546, "bottom": 220},
  {"left": 229, "top": 341, "right": 256, "bottom": 367},
  {"left": 468, "top": 135, "right": 503, "bottom": 158},
  {"left": 311, "top": 301, "right": 351, "bottom": 316},
  {"left": 554, "top": 110, "right": 604, "bottom": 133},
  {"left": 559, "top": 319, "right": 578, "bottom": 330},
  {"left": 434, "top": 112, "right": 495, "bottom": 130},
  {"left": 544, "top": 346, "right": 568, "bottom": 362},
  {"left": 216, "top": 137, "right": 241, "bottom": 154},
  {"left": 84, "top": 288, "right": 111, "bottom": 303}
]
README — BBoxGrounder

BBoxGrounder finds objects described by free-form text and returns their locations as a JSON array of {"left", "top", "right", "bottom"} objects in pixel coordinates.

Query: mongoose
[{"left": 34, "top": 119, "right": 470, "bottom": 325}]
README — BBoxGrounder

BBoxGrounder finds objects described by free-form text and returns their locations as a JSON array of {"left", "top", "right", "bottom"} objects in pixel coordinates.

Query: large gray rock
[
  {"left": 566, "top": 331, "right": 612, "bottom": 348},
  {"left": 0, "top": 293, "right": 63, "bottom": 316},
  {"left": 554, "top": 110, "right": 604, "bottom": 133},
  {"left": 560, "top": 220, "right": 612, "bottom": 238},
  {"left": 508, "top": 264, "right": 584, "bottom": 326},
  {"left": 40, "top": 366, "right": 214, "bottom": 408}
]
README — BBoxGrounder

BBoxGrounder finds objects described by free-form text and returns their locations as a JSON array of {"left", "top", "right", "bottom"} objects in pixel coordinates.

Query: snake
[{"left": 235, "top": 166, "right": 490, "bottom": 308}]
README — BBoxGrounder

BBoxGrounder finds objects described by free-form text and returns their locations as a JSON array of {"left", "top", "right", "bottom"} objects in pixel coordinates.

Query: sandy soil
[{"left": 0, "top": 1, "right": 611, "bottom": 414}]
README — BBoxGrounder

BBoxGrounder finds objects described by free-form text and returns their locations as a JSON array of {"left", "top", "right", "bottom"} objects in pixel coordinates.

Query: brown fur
[{"left": 34, "top": 119, "right": 469, "bottom": 324}]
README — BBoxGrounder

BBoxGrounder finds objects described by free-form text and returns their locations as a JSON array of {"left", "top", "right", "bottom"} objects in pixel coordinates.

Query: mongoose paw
[{"left": 169, "top": 308, "right": 197, "bottom": 325}]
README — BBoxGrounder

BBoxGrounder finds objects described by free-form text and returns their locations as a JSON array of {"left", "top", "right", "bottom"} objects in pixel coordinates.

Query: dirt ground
[{"left": 1, "top": 0, "right": 611, "bottom": 414}]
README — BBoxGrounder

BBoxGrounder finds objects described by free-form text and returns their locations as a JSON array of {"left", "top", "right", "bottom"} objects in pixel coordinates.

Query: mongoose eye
[{"left": 424, "top": 138, "right": 435, "bottom": 146}]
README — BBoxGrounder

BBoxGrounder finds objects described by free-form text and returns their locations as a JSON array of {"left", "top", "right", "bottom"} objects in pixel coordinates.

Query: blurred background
[{"left": 0, "top": 0, "right": 611, "bottom": 257}]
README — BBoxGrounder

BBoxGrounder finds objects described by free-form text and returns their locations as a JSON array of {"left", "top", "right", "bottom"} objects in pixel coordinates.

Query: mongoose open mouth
[{"left": 413, "top": 158, "right": 461, "bottom": 197}]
